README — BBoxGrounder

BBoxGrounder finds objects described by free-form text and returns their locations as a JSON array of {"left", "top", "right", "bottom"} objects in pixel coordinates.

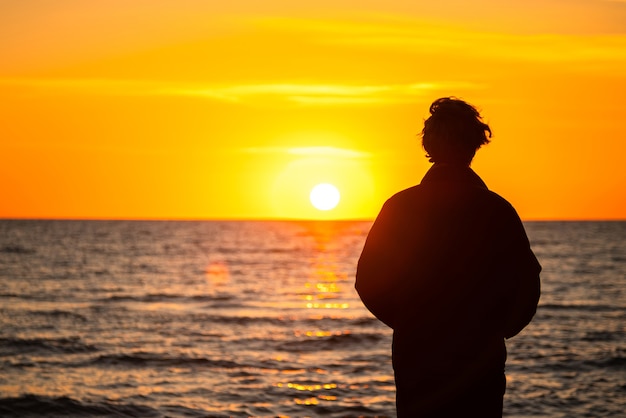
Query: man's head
[{"left": 421, "top": 97, "right": 492, "bottom": 165}]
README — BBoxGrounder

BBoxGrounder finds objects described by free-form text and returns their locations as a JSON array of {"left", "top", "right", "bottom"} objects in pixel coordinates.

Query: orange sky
[{"left": 1, "top": 0, "right": 625, "bottom": 220}]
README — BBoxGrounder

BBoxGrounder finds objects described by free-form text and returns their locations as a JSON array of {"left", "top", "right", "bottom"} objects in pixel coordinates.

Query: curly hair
[{"left": 421, "top": 97, "right": 492, "bottom": 164}]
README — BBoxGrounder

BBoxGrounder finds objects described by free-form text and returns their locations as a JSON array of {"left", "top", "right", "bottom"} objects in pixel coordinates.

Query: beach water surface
[{"left": 0, "top": 220, "right": 624, "bottom": 417}]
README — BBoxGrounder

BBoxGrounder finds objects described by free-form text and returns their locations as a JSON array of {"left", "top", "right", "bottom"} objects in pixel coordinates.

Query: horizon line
[{"left": 1, "top": 217, "right": 625, "bottom": 222}]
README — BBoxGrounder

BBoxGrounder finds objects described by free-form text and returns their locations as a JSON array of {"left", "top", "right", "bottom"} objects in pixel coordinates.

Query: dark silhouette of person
[{"left": 356, "top": 97, "right": 541, "bottom": 417}]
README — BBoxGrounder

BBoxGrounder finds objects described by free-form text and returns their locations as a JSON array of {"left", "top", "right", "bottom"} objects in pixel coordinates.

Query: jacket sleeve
[
  {"left": 496, "top": 207, "right": 542, "bottom": 339},
  {"left": 356, "top": 199, "right": 409, "bottom": 328}
]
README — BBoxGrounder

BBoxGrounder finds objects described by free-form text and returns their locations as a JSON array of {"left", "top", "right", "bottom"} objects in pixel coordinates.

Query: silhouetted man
[{"left": 356, "top": 97, "right": 541, "bottom": 417}]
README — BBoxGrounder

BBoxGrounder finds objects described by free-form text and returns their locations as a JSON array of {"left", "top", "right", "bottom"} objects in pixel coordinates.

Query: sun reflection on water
[
  {"left": 276, "top": 382, "right": 338, "bottom": 391},
  {"left": 293, "top": 330, "right": 351, "bottom": 338},
  {"left": 262, "top": 222, "right": 377, "bottom": 413},
  {"left": 204, "top": 260, "right": 230, "bottom": 287},
  {"left": 294, "top": 397, "right": 319, "bottom": 405},
  {"left": 300, "top": 222, "right": 352, "bottom": 312},
  {"left": 275, "top": 381, "right": 340, "bottom": 407}
]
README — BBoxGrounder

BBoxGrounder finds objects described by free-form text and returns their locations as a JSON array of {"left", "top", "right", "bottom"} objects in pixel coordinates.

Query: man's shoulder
[
  {"left": 482, "top": 188, "right": 515, "bottom": 208},
  {"left": 388, "top": 184, "right": 422, "bottom": 200},
  {"left": 382, "top": 185, "right": 423, "bottom": 208},
  {"left": 385, "top": 183, "right": 517, "bottom": 214}
]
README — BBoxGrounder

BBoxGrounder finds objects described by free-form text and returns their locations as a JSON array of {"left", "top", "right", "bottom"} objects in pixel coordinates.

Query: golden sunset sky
[{"left": 1, "top": 0, "right": 625, "bottom": 220}]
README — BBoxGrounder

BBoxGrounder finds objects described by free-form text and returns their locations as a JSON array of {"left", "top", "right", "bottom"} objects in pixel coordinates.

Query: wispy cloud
[
  {"left": 0, "top": 77, "right": 481, "bottom": 105},
  {"left": 165, "top": 81, "right": 480, "bottom": 105},
  {"left": 251, "top": 15, "right": 626, "bottom": 63},
  {"left": 287, "top": 146, "right": 370, "bottom": 158},
  {"left": 242, "top": 146, "right": 370, "bottom": 158}
]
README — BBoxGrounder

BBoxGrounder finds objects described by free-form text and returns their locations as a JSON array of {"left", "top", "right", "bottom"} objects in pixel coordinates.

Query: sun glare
[
  {"left": 310, "top": 183, "right": 340, "bottom": 211},
  {"left": 270, "top": 146, "right": 375, "bottom": 219}
]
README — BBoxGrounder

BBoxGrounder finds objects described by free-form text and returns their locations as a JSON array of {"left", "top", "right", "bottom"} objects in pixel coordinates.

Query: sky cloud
[
  {"left": 242, "top": 146, "right": 370, "bottom": 158},
  {"left": 252, "top": 15, "right": 626, "bottom": 64},
  {"left": 287, "top": 146, "right": 370, "bottom": 158},
  {"left": 163, "top": 82, "right": 481, "bottom": 105},
  {"left": 0, "top": 78, "right": 481, "bottom": 105}
]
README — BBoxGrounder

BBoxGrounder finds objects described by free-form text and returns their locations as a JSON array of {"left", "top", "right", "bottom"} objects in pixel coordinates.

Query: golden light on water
[
  {"left": 294, "top": 330, "right": 351, "bottom": 337},
  {"left": 277, "top": 383, "right": 338, "bottom": 391},
  {"left": 204, "top": 261, "right": 230, "bottom": 286},
  {"left": 305, "top": 302, "right": 350, "bottom": 309},
  {"left": 274, "top": 382, "right": 340, "bottom": 407},
  {"left": 294, "top": 398, "right": 319, "bottom": 405}
]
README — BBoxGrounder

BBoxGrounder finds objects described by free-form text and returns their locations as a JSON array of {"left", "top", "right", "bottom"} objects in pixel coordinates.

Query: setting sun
[{"left": 310, "top": 183, "right": 341, "bottom": 211}]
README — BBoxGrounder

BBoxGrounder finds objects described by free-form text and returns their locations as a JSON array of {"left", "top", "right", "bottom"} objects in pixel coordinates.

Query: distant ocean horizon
[
  {"left": 2, "top": 217, "right": 625, "bottom": 221},
  {"left": 1, "top": 220, "right": 624, "bottom": 417}
]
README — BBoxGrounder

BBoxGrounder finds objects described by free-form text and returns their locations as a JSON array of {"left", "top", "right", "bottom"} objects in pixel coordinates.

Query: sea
[{"left": 0, "top": 220, "right": 624, "bottom": 417}]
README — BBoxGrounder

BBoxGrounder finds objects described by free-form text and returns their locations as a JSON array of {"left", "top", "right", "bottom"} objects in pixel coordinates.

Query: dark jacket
[{"left": 356, "top": 164, "right": 541, "bottom": 415}]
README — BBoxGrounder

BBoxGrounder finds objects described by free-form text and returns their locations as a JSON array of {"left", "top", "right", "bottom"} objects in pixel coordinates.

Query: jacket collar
[{"left": 420, "top": 164, "right": 488, "bottom": 190}]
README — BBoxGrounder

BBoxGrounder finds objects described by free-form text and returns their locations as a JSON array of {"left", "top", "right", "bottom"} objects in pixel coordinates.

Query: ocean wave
[
  {"left": 281, "top": 332, "right": 384, "bottom": 352},
  {"left": 0, "top": 245, "right": 35, "bottom": 255},
  {"left": 585, "top": 355, "right": 626, "bottom": 369},
  {"left": 213, "top": 246, "right": 298, "bottom": 255},
  {"left": 0, "top": 337, "right": 98, "bottom": 356},
  {"left": 29, "top": 309, "right": 88, "bottom": 322},
  {"left": 0, "top": 294, "right": 64, "bottom": 302},
  {"left": 185, "top": 314, "right": 290, "bottom": 326},
  {"left": 296, "top": 316, "right": 382, "bottom": 328},
  {"left": 278, "top": 403, "right": 383, "bottom": 418},
  {"left": 540, "top": 303, "right": 624, "bottom": 312},
  {"left": 541, "top": 355, "right": 626, "bottom": 372},
  {"left": 0, "top": 393, "right": 389, "bottom": 418},
  {"left": 101, "top": 293, "right": 237, "bottom": 304},
  {"left": 0, "top": 394, "right": 160, "bottom": 418},
  {"left": 581, "top": 330, "right": 622, "bottom": 342},
  {"left": 88, "top": 352, "right": 243, "bottom": 369}
]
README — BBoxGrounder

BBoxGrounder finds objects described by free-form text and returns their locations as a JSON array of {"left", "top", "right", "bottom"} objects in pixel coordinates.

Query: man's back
[{"left": 356, "top": 164, "right": 541, "bottom": 416}]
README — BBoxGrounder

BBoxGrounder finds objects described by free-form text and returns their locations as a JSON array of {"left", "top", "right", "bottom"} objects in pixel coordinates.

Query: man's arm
[
  {"left": 356, "top": 199, "right": 407, "bottom": 328},
  {"left": 498, "top": 209, "right": 542, "bottom": 339}
]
